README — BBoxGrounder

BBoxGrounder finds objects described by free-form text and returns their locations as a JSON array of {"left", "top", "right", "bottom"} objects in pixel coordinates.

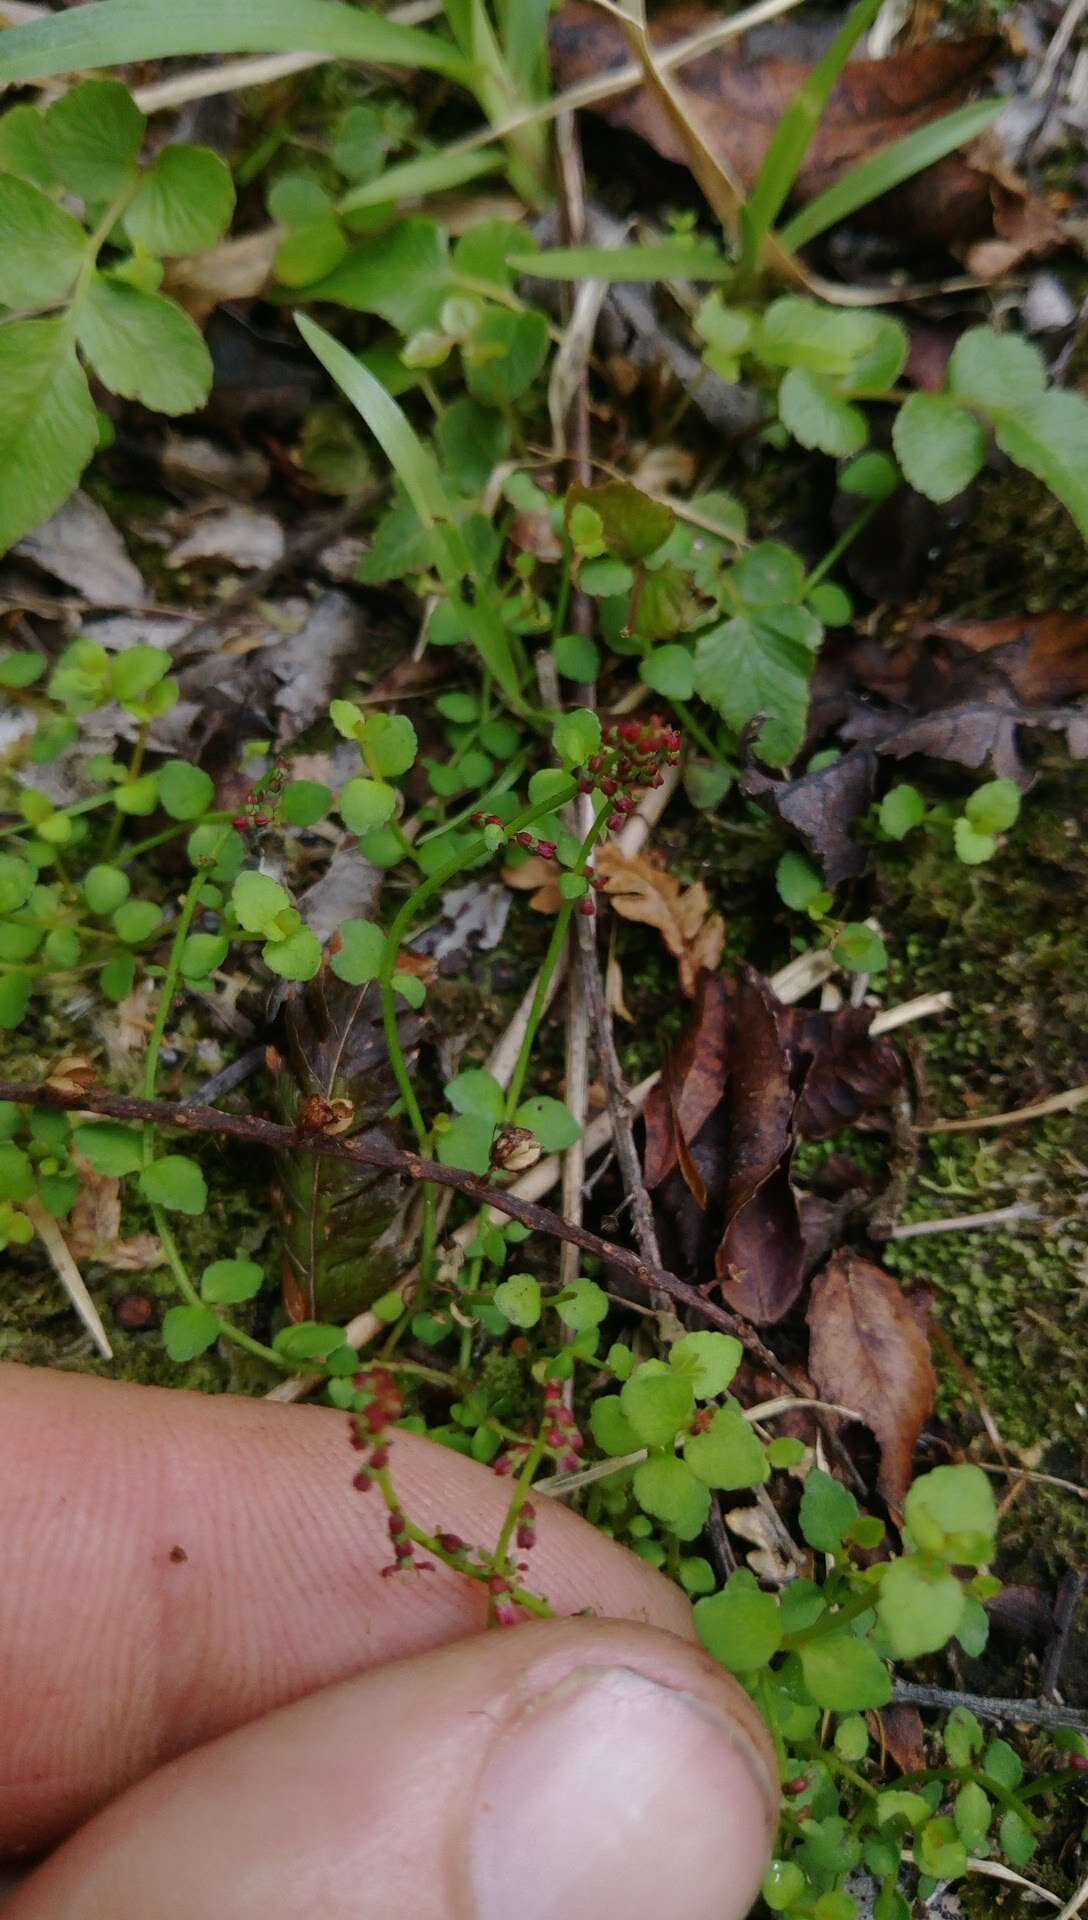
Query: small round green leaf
[
  {"left": 330, "top": 917, "right": 385, "bottom": 986},
  {"left": 162, "top": 1303, "right": 220, "bottom": 1362},
  {"left": 633, "top": 1454, "right": 709, "bottom": 1541},
  {"left": 71, "top": 1122, "right": 143, "bottom": 1176},
  {"left": 139, "top": 1154, "right": 207, "bottom": 1215},
  {"left": 83, "top": 864, "right": 131, "bottom": 915},
  {"left": 201, "top": 1257, "right": 264, "bottom": 1304},
  {"left": 340, "top": 777, "right": 397, "bottom": 835},
  {"left": 493, "top": 1272, "right": 541, "bottom": 1328},
  {"left": 159, "top": 760, "right": 214, "bottom": 821},
  {"left": 695, "top": 1576, "right": 783, "bottom": 1672}
]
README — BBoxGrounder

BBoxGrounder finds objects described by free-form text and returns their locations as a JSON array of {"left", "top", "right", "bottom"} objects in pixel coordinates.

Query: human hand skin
[{"left": 0, "top": 1364, "right": 778, "bottom": 1918}]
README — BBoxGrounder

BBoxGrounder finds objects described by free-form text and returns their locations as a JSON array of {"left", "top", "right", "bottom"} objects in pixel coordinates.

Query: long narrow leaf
[
  {"left": 779, "top": 96, "right": 1006, "bottom": 251},
  {"left": 339, "top": 147, "right": 504, "bottom": 214},
  {"left": 0, "top": 0, "right": 468, "bottom": 84},
  {"left": 296, "top": 314, "right": 523, "bottom": 707},
  {"left": 741, "top": 0, "right": 882, "bottom": 271},
  {"left": 507, "top": 242, "right": 732, "bottom": 282}
]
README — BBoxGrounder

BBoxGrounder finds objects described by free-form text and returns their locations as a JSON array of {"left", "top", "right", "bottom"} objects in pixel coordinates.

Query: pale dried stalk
[
  {"left": 921, "top": 1083, "right": 1088, "bottom": 1134},
  {"left": 24, "top": 1195, "right": 113, "bottom": 1361},
  {"left": 131, "top": 2, "right": 444, "bottom": 110},
  {"left": 887, "top": 1201, "right": 1040, "bottom": 1240},
  {"left": 870, "top": 990, "right": 952, "bottom": 1035}
]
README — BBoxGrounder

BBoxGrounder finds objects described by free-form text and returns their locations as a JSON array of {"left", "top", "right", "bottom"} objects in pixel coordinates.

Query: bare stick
[
  {"left": 0, "top": 1077, "right": 773, "bottom": 1353},
  {"left": 1055, "top": 1866, "right": 1088, "bottom": 1920},
  {"left": 887, "top": 1201, "right": 1040, "bottom": 1241},
  {"left": 23, "top": 1196, "right": 113, "bottom": 1361},
  {"left": 920, "top": 1084, "right": 1088, "bottom": 1134},
  {"left": 891, "top": 1682, "right": 1088, "bottom": 1734}
]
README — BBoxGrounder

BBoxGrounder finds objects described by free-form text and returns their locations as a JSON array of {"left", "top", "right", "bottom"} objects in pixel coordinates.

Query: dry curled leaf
[
  {"left": 744, "top": 750, "right": 877, "bottom": 887},
  {"left": 595, "top": 844, "right": 725, "bottom": 996},
  {"left": 715, "top": 967, "right": 807, "bottom": 1325},
  {"left": 65, "top": 1169, "right": 162, "bottom": 1274},
  {"left": 551, "top": 3, "right": 1000, "bottom": 246},
  {"left": 807, "top": 1250, "right": 936, "bottom": 1510},
  {"left": 930, "top": 612, "right": 1088, "bottom": 705}
]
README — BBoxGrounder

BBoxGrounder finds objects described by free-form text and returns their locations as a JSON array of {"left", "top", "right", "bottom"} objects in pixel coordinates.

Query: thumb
[{"left": 8, "top": 1617, "right": 778, "bottom": 1920}]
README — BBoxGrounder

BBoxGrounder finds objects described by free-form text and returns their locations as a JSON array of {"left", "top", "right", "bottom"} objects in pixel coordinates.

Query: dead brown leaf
[
  {"left": 782, "top": 1004, "right": 904, "bottom": 1139},
  {"left": 716, "top": 967, "right": 806, "bottom": 1325},
  {"left": 871, "top": 1704, "right": 927, "bottom": 1773},
  {"left": 551, "top": 4, "right": 1002, "bottom": 246},
  {"left": 743, "top": 750, "right": 877, "bottom": 886},
  {"left": 503, "top": 853, "right": 563, "bottom": 913},
  {"left": 643, "top": 969, "right": 730, "bottom": 1189},
  {"left": 931, "top": 612, "right": 1088, "bottom": 704},
  {"left": 807, "top": 1251, "right": 936, "bottom": 1510},
  {"left": 596, "top": 844, "right": 725, "bottom": 996},
  {"left": 66, "top": 1168, "right": 163, "bottom": 1273}
]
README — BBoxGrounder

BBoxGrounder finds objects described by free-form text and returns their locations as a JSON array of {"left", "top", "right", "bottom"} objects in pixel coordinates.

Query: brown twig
[
  {"left": 891, "top": 1681, "right": 1088, "bottom": 1735},
  {"left": 0, "top": 1077, "right": 788, "bottom": 1363}
]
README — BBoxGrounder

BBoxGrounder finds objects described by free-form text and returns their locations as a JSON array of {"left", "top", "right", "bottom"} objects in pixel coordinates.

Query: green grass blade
[
  {"left": 0, "top": 0, "right": 468, "bottom": 83},
  {"left": 338, "top": 147, "right": 504, "bottom": 215},
  {"left": 779, "top": 96, "right": 1006, "bottom": 250},
  {"left": 507, "top": 242, "right": 732, "bottom": 282},
  {"left": 741, "top": 0, "right": 882, "bottom": 272},
  {"left": 296, "top": 314, "right": 523, "bottom": 708},
  {"left": 341, "top": 146, "right": 506, "bottom": 215}
]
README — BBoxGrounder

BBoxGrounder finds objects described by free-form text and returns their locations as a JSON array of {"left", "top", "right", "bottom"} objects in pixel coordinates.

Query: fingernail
[{"left": 468, "top": 1665, "right": 776, "bottom": 1920}]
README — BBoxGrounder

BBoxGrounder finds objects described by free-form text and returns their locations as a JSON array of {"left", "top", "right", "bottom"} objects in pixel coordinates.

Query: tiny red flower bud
[
  {"left": 619, "top": 720, "right": 640, "bottom": 743},
  {"left": 488, "top": 1574, "right": 511, "bottom": 1597},
  {"left": 232, "top": 815, "right": 249, "bottom": 830},
  {"left": 544, "top": 1381, "right": 562, "bottom": 1402},
  {"left": 368, "top": 1445, "right": 390, "bottom": 1470},
  {"left": 352, "top": 1469, "right": 373, "bottom": 1492},
  {"left": 492, "top": 1453, "right": 513, "bottom": 1476},
  {"left": 388, "top": 1510, "right": 407, "bottom": 1539},
  {"left": 394, "top": 1537, "right": 414, "bottom": 1561},
  {"left": 651, "top": 772, "right": 664, "bottom": 787},
  {"left": 436, "top": 1532, "right": 465, "bottom": 1555},
  {"left": 493, "top": 1597, "right": 518, "bottom": 1626},
  {"left": 618, "top": 793, "right": 637, "bottom": 812},
  {"left": 545, "top": 1426, "right": 564, "bottom": 1448},
  {"left": 578, "top": 778, "right": 594, "bottom": 794},
  {"left": 607, "top": 813, "right": 623, "bottom": 831},
  {"left": 486, "top": 814, "right": 503, "bottom": 826},
  {"left": 600, "top": 776, "right": 617, "bottom": 797},
  {"left": 516, "top": 1521, "right": 536, "bottom": 1550},
  {"left": 515, "top": 830, "right": 534, "bottom": 848},
  {"left": 560, "top": 1450, "right": 581, "bottom": 1472},
  {"left": 536, "top": 839, "right": 557, "bottom": 860},
  {"left": 578, "top": 897, "right": 595, "bottom": 916},
  {"left": 588, "top": 753, "right": 603, "bottom": 773}
]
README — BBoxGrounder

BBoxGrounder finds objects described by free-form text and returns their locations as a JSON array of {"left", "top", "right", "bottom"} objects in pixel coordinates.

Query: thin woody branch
[{"left": 0, "top": 1075, "right": 798, "bottom": 1382}]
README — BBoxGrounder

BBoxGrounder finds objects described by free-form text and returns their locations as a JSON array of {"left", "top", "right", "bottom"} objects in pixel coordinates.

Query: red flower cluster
[
  {"left": 542, "top": 1379, "right": 584, "bottom": 1473},
  {"left": 472, "top": 715, "right": 682, "bottom": 919},
  {"left": 347, "top": 1368, "right": 431, "bottom": 1576},
  {"left": 232, "top": 754, "right": 290, "bottom": 834}
]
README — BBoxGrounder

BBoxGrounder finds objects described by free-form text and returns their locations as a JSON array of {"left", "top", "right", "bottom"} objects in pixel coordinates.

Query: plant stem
[
  {"left": 505, "top": 797, "right": 608, "bottom": 1116},
  {"left": 802, "top": 494, "right": 886, "bottom": 595}
]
